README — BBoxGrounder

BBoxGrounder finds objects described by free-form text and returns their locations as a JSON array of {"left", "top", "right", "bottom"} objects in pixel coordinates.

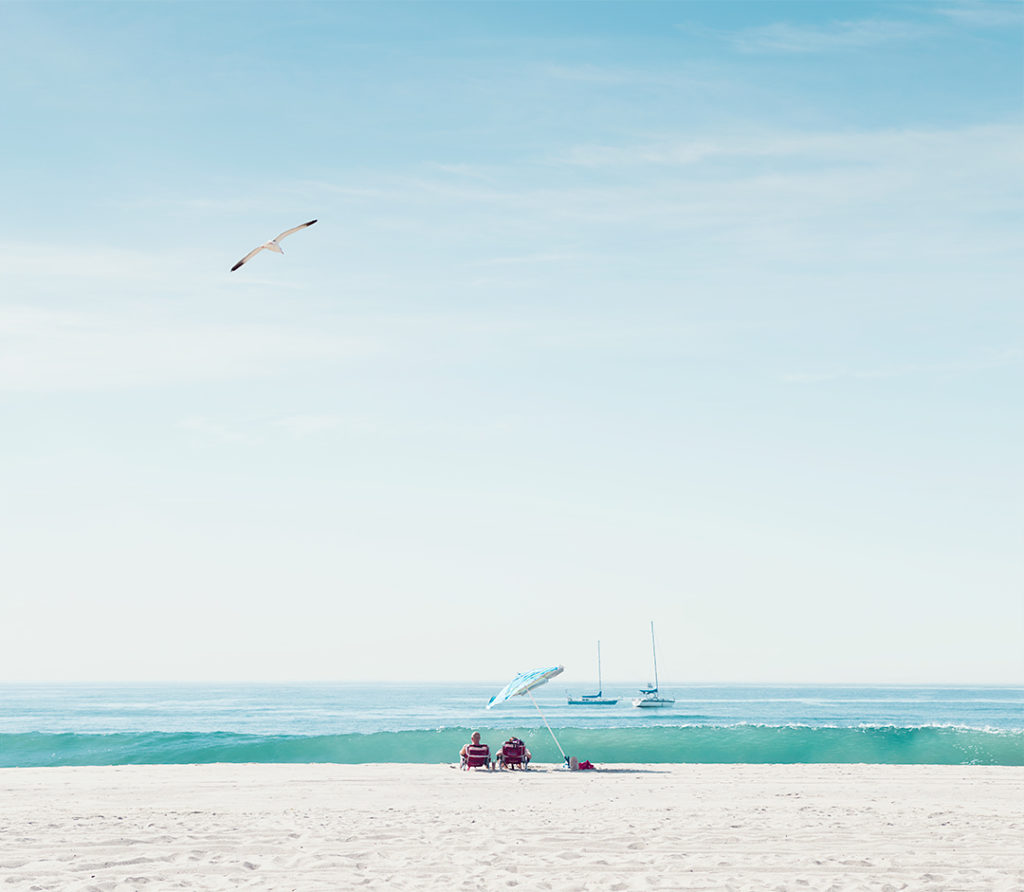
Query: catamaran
[
  {"left": 567, "top": 641, "right": 618, "bottom": 705},
  {"left": 632, "top": 621, "right": 674, "bottom": 708}
]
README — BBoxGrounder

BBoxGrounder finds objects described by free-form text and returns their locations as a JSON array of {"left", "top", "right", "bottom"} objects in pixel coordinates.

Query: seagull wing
[
  {"left": 231, "top": 245, "right": 266, "bottom": 272},
  {"left": 273, "top": 219, "right": 318, "bottom": 243}
]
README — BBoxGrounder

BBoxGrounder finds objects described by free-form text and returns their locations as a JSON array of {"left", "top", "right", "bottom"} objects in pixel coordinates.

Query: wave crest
[{"left": 2, "top": 725, "right": 1022, "bottom": 768}]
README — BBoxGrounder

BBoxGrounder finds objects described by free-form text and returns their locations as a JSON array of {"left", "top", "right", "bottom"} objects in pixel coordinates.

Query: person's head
[{"left": 471, "top": 731, "right": 481, "bottom": 744}]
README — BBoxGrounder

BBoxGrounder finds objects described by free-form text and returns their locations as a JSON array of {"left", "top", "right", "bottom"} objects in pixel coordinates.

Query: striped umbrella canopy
[
  {"left": 486, "top": 665, "right": 564, "bottom": 709},
  {"left": 486, "top": 665, "right": 567, "bottom": 763}
]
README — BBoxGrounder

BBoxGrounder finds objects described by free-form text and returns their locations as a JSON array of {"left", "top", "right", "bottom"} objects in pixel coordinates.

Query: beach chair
[
  {"left": 497, "top": 738, "right": 529, "bottom": 770},
  {"left": 461, "top": 743, "right": 491, "bottom": 769}
]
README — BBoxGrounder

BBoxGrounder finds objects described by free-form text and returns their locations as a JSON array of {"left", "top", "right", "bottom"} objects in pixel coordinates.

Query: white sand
[{"left": 1, "top": 763, "right": 1021, "bottom": 891}]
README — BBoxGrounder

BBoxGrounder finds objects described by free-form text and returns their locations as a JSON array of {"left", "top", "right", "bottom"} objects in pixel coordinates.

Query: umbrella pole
[{"left": 527, "top": 689, "right": 567, "bottom": 762}]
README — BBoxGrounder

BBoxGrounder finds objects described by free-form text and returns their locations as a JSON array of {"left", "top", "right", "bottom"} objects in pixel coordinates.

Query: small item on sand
[{"left": 578, "top": 760, "right": 595, "bottom": 770}]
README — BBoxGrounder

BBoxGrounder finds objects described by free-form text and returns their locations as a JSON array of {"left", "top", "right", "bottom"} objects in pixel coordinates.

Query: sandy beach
[{"left": 1, "top": 763, "right": 1021, "bottom": 891}]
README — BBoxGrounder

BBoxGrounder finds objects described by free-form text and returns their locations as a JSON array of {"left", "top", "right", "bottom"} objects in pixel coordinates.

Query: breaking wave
[{"left": 3, "top": 724, "right": 1022, "bottom": 767}]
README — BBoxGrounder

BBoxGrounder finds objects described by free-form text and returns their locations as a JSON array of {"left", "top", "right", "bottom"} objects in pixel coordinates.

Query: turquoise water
[{"left": 1, "top": 684, "right": 1021, "bottom": 767}]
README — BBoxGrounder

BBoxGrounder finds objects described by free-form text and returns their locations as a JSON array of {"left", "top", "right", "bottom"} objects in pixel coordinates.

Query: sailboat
[
  {"left": 567, "top": 641, "right": 618, "bottom": 705},
  {"left": 632, "top": 621, "right": 674, "bottom": 708}
]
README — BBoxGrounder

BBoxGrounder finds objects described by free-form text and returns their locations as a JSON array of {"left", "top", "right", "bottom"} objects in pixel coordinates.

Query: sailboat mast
[
  {"left": 597, "top": 640, "right": 602, "bottom": 695},
  {"left": 650, "top": 621, "right": 659, "bottom": 690}
]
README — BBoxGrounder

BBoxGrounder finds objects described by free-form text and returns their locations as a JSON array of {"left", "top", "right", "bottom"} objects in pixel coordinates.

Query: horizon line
[{"left": 3, "top": 679, "right": 1022, "bottom": 688}]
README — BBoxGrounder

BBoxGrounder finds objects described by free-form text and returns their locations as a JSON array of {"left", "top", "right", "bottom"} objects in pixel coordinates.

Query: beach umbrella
[{"left": 487, "top": 665, "right": 567, "bottom": 763}]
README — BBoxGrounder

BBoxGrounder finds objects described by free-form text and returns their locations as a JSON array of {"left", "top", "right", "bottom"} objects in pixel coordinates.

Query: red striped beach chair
[
  {"left": 461, "top": 743, "right": 491, "bottom": 769},
  {"left": 497, "top": 738, "right": 529, "bottom": 770}
]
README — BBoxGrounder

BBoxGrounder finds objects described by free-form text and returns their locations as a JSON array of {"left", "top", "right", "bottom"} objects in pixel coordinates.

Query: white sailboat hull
[
  {"left": 632, "top": 695, "right": 674, "bottom": 708},
  {"left": 633, "top": 622, "right": 673, "bottom": 708}
]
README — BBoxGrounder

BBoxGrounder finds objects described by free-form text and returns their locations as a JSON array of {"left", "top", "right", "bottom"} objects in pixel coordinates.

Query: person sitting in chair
[
  {"left": 460, "top": 731, "right": 493, "bottom": 770},
  {"left": 496, "top": 737, "right": 531, "bottom": 769}
]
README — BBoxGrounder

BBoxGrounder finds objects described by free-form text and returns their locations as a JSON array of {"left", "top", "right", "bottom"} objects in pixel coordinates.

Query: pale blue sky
[{"left": 1, "top": 1, "right": 1021, "bottom": 683}]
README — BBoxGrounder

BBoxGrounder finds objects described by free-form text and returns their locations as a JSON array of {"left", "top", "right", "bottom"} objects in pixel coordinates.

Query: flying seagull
[{"left": 231, "top": 219, "right": 317, "bottom": 271}]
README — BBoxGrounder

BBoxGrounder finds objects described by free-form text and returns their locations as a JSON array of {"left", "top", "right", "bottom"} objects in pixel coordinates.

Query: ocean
[{"left": 1, "top": 683, "right": 1021, "bottom": 767}]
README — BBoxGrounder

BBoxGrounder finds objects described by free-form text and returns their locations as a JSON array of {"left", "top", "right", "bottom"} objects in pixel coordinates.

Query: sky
[{"left": 0, "top": 1, "right": 1021, "bottom": 685}]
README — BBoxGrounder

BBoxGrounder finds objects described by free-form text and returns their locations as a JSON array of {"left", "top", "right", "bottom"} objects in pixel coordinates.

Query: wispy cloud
[
  {"left": 559, "top": 123, "right": 1023, "bottom": 170},
  {"left": 733, "top": 19, "right": 932, "bottom": 54},
  {"left": 112, "top": 195, "right": 267, "bottom": 213},
  {"left": 783, "top": 349, "right": 1024, "bottom": 384},
  {"left": 422, "top": 162, "right": 500, "bottom": 182},
  {"left": 177, "top": 413, "right": 379, "bottom": 445},
  {"left": 550, "top": 124, "right": 1023, "bottom": 256},
  {"left": 274, "top": 414, "right": 378, "bottom": 438},
  {"left": 563, "top": 139, "right": 723, "bottom": 168},
  {"left": 538, "top": 62, "right": 715, "bottom": 91},
  {"left": 0, "top": 305, "right": 380, "bottom": 393},
  {"left": 177, "top": 416, "right": 257, "bottom": 445},
  {"left": 0, "top": 243, "right": 166, "bottom": 282},
  {"left": 541, "top": 63, "right": 648, "bottom": 85},
  {"left": 936, "top": 2, "right": 1024, "bottom": 28},
  {"left": 473, "top": 252, "right": 583, "bottom": 267},
  {"left": 297, "top": 121, "right": 1021, "bottom": 276}
]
